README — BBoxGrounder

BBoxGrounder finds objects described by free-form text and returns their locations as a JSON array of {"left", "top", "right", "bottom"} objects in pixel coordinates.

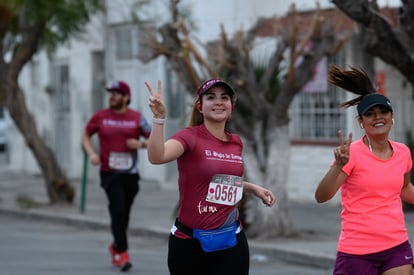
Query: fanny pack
[{"left": 174, "top": 219, "right": 239, "bottom": 252}]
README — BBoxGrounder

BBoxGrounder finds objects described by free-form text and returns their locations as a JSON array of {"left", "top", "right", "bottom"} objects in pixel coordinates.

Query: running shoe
[
  {"left": 109, "top": 243, "right": 121, "bottom": 267},
  {"left": 119, "top": 251, "right": 132, "bottom": 272}
]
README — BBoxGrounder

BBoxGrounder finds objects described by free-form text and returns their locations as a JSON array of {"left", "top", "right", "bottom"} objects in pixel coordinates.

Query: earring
[
  {"left": 392, "top": 118, "right": 395, "bottom": 125},
  {"left": 360, "top": 123, "right": 364, "bottom": 129}
]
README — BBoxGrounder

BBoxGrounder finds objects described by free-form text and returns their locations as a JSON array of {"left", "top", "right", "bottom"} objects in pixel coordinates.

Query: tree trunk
[
  {"left": 332, "top": 0, "right": 414, "bottom": 87},
  {"left": 5, "top": 77, "right": 74, "bottom": 204},
  {"left": 242, "top": 125, "right": 295, "bottom": 238}
]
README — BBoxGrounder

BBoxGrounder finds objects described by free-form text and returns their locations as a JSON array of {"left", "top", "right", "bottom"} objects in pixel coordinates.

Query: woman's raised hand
[
  {"left": 145, "top": 80, "right": 166, "bottom": 118},
  {"left": 334, "top": 130, "right": 352, "bottom": 167}
]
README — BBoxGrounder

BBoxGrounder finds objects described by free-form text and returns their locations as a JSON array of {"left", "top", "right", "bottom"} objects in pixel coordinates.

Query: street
[{"left": 0, "top": 215, "right": 331, "bottom": 275}]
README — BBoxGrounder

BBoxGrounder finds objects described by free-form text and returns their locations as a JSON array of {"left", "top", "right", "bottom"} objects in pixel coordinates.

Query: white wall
[{"left": 288, "top": 145, "right": 341, "bottom": 204}]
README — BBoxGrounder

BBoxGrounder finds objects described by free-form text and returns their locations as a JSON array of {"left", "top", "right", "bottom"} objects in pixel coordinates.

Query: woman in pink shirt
[{"left": 315, "top": 65, "right": 414, "bottom": 275}]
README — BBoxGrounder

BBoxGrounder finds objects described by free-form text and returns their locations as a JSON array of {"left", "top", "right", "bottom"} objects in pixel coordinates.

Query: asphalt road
[{"left": 0, "top": 214, "right": 331, "bottom": 275}]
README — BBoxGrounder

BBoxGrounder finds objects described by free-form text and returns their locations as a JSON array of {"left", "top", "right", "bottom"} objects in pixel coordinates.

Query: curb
[{"left": 249, "top": 242, "right": 335, "bottom": 269}]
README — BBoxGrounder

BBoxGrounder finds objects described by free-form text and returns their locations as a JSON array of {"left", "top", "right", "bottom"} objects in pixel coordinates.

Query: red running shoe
[
  {"left": 109, "top": 244, "right": 121, "bottom": 267},
  {"left": 119, "top": 251, "right": 132, "bottom": 272}
]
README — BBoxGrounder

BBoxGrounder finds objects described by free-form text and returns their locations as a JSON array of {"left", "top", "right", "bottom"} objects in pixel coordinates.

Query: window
[
  {"left": 136, "top": 23, "right": 155, "bottom": 60},
  {"left": 289, "top": 87, "right": 346, "bottom": 143},
  {"left": 114, "top": 27, "right": 133, "bottom": 60},
  {"left": 91, "top": 51, "right": 105, "bottom": 112},
  {"left": 289, "top": 56, "right": 347, "bottom": 143},
  {"left": 30, "top": 57, "right": 40, "bottom": 87},
  {"left": 113, "top": 23, "right": 155, "bottom": 61},
  {"left": 57, "top": 64, "right": 70, "bottom": 112}
]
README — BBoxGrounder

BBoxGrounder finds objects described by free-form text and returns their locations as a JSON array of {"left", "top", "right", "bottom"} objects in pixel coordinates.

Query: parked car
[{"left": 0, "top": 118, "right": 6, "bottom": 152}]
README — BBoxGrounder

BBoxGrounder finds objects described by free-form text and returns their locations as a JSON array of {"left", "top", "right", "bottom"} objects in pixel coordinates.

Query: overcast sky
[{"left": 185, "top": 0, "right": 403, "bottom": 41}]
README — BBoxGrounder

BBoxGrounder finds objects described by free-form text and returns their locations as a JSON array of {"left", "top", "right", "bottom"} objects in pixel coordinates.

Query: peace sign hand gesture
[
  {"left": 145, "top": 80, "right": 166, "bottom": 119},
  {"left": 334, "top": 130, "right": 352, "bottom": 167}
]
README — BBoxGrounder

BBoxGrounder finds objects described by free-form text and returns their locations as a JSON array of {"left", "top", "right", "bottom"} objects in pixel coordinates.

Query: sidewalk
[{"left": 3, "top": 168, "right": 413, "bottom": 270}]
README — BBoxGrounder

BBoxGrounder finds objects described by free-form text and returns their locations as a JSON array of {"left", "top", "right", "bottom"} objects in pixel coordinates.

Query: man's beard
[{"left": 110, "top": 100, "right": 124, "bottom": 110}]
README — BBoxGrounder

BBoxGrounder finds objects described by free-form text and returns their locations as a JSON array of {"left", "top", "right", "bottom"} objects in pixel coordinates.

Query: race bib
[
  {"left": 108, "top": 152, "right": 133, "bottom": 170},
  {"left": 206, "top": 174, "right": 243, "bottom": 206}
]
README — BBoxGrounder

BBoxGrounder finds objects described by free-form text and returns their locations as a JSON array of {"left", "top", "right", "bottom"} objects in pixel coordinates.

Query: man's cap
[
  {"left": 196, "top": 78, "right": 235, "bottom": 97},
  {"left": 105, "top": 80, "right": 130, "bottom": 97},
  {"left": 357, "top": 93, "right": 393, "bottom": 116}
]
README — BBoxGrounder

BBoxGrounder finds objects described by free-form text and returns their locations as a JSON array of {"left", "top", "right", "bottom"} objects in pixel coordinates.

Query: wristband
[{"left": 152, "top": 117, "right": 166, "bottom": 125}]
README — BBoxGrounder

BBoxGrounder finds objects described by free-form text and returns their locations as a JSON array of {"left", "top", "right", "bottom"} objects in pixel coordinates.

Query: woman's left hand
[{"left": 255, "top": 186, "right": 276, "bottom": 207}]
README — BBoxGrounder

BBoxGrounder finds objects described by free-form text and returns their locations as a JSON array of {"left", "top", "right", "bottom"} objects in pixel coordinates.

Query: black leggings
[
  {"left": 168, "top": 231, "right": 250, "bottom": 275},
  {"left": 100, "top": 172, "right": 139, "bottom": 252}
]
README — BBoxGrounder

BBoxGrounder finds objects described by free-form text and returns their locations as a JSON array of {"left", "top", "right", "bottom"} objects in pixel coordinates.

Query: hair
[
  {"left": 328, "top": 65, "right": 377, "bottom": 109},
  {"left": 187, "top": 93, "right": 237, "bottom": 127},
  {"left": 188, "top": 98, "right": 203, "bottom": 126}
]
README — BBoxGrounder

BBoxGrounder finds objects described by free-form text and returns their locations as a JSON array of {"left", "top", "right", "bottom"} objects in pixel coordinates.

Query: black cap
[{"left": 357, "top": 93, "right": 393, "bottom": 116}]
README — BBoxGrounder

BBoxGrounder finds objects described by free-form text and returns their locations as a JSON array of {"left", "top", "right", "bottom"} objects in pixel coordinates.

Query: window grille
[
  {"left": 289, "top": 54, "right": 347, "bottom": 143},
  {"left": 289, "top": 86, "right": 347, "bottom": 143}
]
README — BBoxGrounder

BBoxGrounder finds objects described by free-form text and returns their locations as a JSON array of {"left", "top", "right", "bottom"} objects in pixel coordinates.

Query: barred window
[
  {"left": 289, "top": 56, "right": 347, "bottom": 143},
  {"left": 289, "top": 87, "right": 346, "bottom": 143}
]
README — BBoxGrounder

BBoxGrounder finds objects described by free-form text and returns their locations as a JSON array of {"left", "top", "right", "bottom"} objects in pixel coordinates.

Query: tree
[
  {"left": 139, "top": 1, "right": 347, "bottom": 238},
  {"left": 0, "top": 0, "right": 104, "bottom": 203},
  {"left": 332, "top": 0, "right": 414, "bottom": 94}
]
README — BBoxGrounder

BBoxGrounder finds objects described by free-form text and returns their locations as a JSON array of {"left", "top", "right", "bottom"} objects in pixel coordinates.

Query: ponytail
[{"left": 328, "top": 65, "right": 377, "bottom": 108}]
